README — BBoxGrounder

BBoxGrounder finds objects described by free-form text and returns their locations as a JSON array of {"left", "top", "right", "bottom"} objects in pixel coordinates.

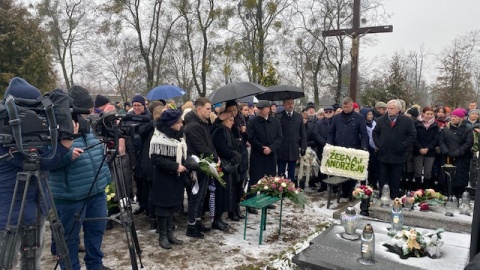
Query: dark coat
[
  {"left": 247, "top": 115, "right": 283, "bottom": 181},
  {"left": 150, "top": 123, "right": 187, "bottom": 208},
  {"left": 276, "top": 110, "right": 307, "bottom": 161},
  {"left": 128, "top": 109, "right": 152, "bottom": 179},
  {"left": 413, "top": 120, "right": 440, "bottom": 157},
  {"left": 184, "top": 110, "right": 217, "bottom": 160},
  {"left": 139, "top": 121, "right": 155, "bottom": 181},
  {"left": 314, "top": 117, "right": 333, "bottom": 156},
  {"left": 327, "top": 111, "right": 368, "bottom": 149},
  {"left": 372, "top": 114, "right": 417, "bottom": 164},
  {"left": 439, "top": 121, "right": 473, "bottom": 187},
  {"left": 305, "top": 117, "right": 318, "bottom": 149}
]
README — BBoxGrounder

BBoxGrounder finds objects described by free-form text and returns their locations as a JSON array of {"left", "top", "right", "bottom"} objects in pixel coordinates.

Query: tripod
[{"left": 0, "top": 151, "right": 72, "bottom": 270}]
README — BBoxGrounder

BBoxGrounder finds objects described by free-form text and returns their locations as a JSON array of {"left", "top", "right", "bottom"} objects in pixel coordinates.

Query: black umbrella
[
  {"left": 256, "top": 85, "right": 305, "bottom": 101},
  {"left": 207, "top": 82, "right": 267, "bottom": 104}
]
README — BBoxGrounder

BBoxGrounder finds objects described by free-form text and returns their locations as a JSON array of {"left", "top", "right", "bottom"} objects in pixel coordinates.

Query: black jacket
[
  {"left": 305, "top": 117, "right": 318, "bottom": 148},
  {"left": 314, "top": 117, "right": 332, "bottom": 155},
  {"left": 276, "top": 110, "right": 307, "bottom": 161},
  {"left": 413, "top": 120, "right": 440, "bottom": 157},
  {"left": 372, "top": 114, "right": 417, "bottom": 164},
  {"left": 247, "top": 115, "right": 283, "bottom": 181},
  {"left": 184, "top": 110, "right": 217, "bottom": 160},
  {"left": 327, "top": 111, "right": 368, "bottom": 150}
]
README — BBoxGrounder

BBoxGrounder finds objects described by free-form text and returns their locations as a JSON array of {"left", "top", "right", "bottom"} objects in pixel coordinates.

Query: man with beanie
[
  {"left": 327, "top": 97, "right": 369, "bottom": 198},
  {"left": 48, "top": 85, "right": 112, "bottom": 270},
  {"left": 94, "top": 94, "right": 110, "bottom": 113},
  {"left": 373, "top": 99, "right": 417, "bottom": 199},
  {"left": 305, "top": 102, "right": 319, "bottom": 188},
  {"left": 374, "top": 101, "right": 387, "bottom": 120},
  {"left": 127, "top": 94, "right": 152, "bottom": 216},
  {"left": 184, "top": 97, "right": 218, "bottom": 237},
  {"left": 0, "top": 77, "right": 76, "bottom": 269}
]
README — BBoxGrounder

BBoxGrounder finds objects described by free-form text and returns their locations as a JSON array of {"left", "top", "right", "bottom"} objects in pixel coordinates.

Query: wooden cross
[{"left": 322, "top": 0, "right": 393, "bottom": 102}]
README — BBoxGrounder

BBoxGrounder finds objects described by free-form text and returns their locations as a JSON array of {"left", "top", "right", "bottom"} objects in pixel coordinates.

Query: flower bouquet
[
  {"left": 352, "top": 185, "right": 373, "bottom": 199},
  {"left": 191, "top": 155, "right": 226, "bottom": 187},
  {"left": 249, "top": 176, "right": 306, "bottom": 207},
  {"left": 383, "top": 227, "right": 445, "bottom": 259},
  {"left": 105, "top": 183, "right": 117, "bottom": 210}
]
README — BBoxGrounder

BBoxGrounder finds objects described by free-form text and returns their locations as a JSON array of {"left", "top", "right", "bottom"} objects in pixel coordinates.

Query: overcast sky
[{"left": 361, "top": 0, "right": 480, "bottom": 78}]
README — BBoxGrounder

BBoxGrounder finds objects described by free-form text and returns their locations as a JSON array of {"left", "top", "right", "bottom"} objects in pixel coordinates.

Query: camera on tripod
[{"left": 93, "top": 110, "right": 150, "bottom": 142}]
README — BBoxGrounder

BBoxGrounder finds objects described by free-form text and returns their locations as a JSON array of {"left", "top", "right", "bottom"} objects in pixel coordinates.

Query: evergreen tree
[{"left": 260, "top": 62, "right": 279, "bottom": 87}]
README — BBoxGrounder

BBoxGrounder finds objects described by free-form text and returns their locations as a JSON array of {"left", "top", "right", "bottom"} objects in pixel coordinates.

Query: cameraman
[
  {"left": 0, "top": 77, "right": 75, "bottom": 269},
  {"left": 48, "top": 85, "right": 112, "bottom": 270}
]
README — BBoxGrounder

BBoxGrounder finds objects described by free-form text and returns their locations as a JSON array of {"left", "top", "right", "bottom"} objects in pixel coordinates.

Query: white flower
[
  {"left": 274, "top": 177, "right": 280, "bottom": 182},
  {"left": 295, "top": 190, "right": 299, "bottom": 194},
  {"left": 258, "top": 180, "right": 263, "bottom": 184},
  {"left": 264, "top": 185, "right": 269, "bottom": 190},
  {"left": 281, "top": 182, "right": 287, "bottom": 187}
]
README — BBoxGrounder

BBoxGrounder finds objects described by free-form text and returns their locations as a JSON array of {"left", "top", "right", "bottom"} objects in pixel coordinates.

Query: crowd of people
[{"left": 1, "top": 76, "right": 480, "bottom": 269}]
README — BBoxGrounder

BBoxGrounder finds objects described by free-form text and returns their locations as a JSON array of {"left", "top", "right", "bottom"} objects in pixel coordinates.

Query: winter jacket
[
  {"left": 276, "top": 110, "right": 307, "bottom": 161},
  {"left": 413, "top": 120, "right": 440, "bottom": 157},
  {"left": 0, "top": 145, "right": 70, "bottom": 230},
  {"left": 305, "top": 117, "right": 318, "bottom": 148},
  {"left": 372, "top": 114, "right": 417, "bottom": 164},
  {"left": 327, "top": 111, "right": 368, "bottom": 150},
  {"left": 150, "top": 122, "right": 187, "bottom": 208},
  {"left": 48, "top": 132, "right": 111, "bottom": 202},
  {"left": 184, "top": 110, "right": 217, "bottom": 160},
  {"left": 314, "top": 117, "right": 333, "bottom": 156},
  {"left": 128, "top": 109, "right": 152, "bottom": 179},
  {"left": 248, "top": 115, "right": 283, "bottom": 181}
]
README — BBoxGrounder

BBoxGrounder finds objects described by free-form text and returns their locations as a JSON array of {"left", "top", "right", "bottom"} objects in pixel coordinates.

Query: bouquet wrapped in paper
[{"left": 190, "top": 155, "right": 226, "bottom": 187}]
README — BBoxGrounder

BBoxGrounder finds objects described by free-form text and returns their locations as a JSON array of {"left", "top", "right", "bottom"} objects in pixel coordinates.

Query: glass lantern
[
  {"left": 358, "top": 224, "right": 376, "bottom": 265},
  {"left": 380, "top": 184, "right": 391, "bottom": 207},
  {"left": 459, "top": 191, "right": 472, "bottom": 216},
  {"left": 445, "top": 196, "right": 456, "bottom": 217},
  {"left": 391, "top": 199, "right": 404, "bottom": 232},
  {"left": 404, "top": 192, "right": 414, "bottom": 210},
  {"left": 341, "top": 206, "right": 360, "bottom": 240}
]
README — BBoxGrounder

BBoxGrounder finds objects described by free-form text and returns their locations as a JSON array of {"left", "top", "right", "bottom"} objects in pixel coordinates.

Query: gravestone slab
[
  {"left": 293, "top": 220, "right": 470, "bottom": 270},
  {"left": 369, "top": 200, "right": 472, "bottom": 233}
]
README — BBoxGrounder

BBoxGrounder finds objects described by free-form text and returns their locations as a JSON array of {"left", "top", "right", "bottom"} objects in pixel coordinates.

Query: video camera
[{"left": 93, "top": 110, "right": 150, "bottom": 140}]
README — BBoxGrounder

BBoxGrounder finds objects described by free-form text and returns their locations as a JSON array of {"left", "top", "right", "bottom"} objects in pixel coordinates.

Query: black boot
[
  {"left": 423, "top": 178, "right": 432, "bottom": 189},
  {"left": 228, "top": 211, "right": 240, "bottom": 221},
  {"left": 212, "top": 219, "right": 228, "bottom": 231},
  {"left": 157, "top": 217, "right": 172, "bottom": 249},
  {"left": 236, "top": 205, "right": 245, "bottom": 219},
  {"left": 186, "top": 224, "right": 204, "bottom": 238},
  {"left": 414, "top": 177, "right": 422, "bottom": 191},
  {"left": 317, "top": 182, "right": 328, "bottom": 192},
  {"left": 247, "top": 207, "right": 258, "bottom": 214},
  {"left": 195, "top": 220, "right": 211, "bottom": 232},
  {"left": 149, "top": 218, "right": 157, "bottom": 231},
  {"left": 167, "top": 215, "right": 183, "bottom": 245}
]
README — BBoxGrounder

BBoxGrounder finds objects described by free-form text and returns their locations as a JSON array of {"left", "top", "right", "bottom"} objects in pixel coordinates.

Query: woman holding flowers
[
  {"left": 439, "top": 108, "right": 473, "bottom": 197},
  {"left": 150, "top": 109, "right": 187, "bottom": 249}
]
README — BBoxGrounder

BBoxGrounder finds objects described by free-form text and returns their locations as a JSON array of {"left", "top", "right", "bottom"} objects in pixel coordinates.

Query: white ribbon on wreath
[{"left": 296, "top": 147, "right": 320, "bottom": 186}]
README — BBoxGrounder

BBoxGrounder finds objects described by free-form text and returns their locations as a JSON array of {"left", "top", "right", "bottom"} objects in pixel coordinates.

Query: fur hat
[
  {"left": 375, "top": 101, "right": 387, "bottom": 109},
  {"left": 406, "top": 107, "right": 419, "bottom": 118},
  {"left": 451, "top": 108, "right": 466, "bottom": 118},
  {"left": 95, "top": 94, "right": 110, "bottom": 108},
  {"left": 132, "top": 95, "right": 145, "bottom": 106},
  {"left": 68, "top": 85, "right": 93, "bottom": 109},
  {"left": 4, "top": 77, "right": 41, "bottom": 99},
  {"left": 469, "top": 109, "right": 480, "bottom": 115},
  {"left": 305, "top": 102, "right": 316, "bottom": 111},
  {"left": 161, "top": 109, "right": 182, "bottom": 126}
]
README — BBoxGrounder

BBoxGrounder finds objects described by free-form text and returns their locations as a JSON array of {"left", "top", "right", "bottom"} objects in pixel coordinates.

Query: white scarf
[{"left": 149, "top": 128, "right": 187, "bottom": 165}]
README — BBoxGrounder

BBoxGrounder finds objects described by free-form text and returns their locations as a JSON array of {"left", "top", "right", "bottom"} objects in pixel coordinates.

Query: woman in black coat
[
  {"left": 211, "top": 111, "right": 242, "bottom": 230},
  {"left": 150, "top": 110, "right": 187, "bottom": 249},
  {"left": 439, "top": 108, "right": 473, "bottom": 197}
]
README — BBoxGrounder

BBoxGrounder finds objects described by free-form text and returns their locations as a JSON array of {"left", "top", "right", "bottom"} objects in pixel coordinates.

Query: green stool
[{"left": 240, "top": 193, "right": 284, "bottom": 245}]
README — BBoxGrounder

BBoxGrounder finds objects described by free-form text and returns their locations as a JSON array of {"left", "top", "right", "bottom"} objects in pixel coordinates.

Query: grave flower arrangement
[
  {"left": 250, "top": 176, "right": 306, "bottom": 207},
  {"left": 383, "top": 227, "right": 445, "bottom": 259},
  {"left": 352, "top": 185, "right": 373, "bottom": 199},
  {"left": 412, "top": 189, "right": 446, "bottom": 205}
]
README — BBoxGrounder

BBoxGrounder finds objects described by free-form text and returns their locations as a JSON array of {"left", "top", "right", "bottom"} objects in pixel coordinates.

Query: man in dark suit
[
  {"left": 373, "top": 99, "right": 417, "bottom": 199},
  {"left": 327, "top": 97, "right": 369, "bottom": 198},
  {"left": 276, "top": 98, "right": 307, "bottom": 187}
]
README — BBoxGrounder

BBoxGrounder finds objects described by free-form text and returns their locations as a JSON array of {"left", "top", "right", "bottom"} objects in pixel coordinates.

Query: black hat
[
  {"left": 124, "top": 101, "right": 131, "bottom": 107},
  {"left": 256, "top": 100, "right": 271, "bottom": 109},
  {"left": 161, "top": 109, "right": 182, "bottom": 126},
  {"left": 323, "top": 106, "right": 334, "bottom": 111},
  {"left": 407, "top": 107, "right": 419, "bottom": 118},
  {"left": 4, "top": 77, "right": 41, "bottom": 99},
  {"left": 69, "top": 85, "right": 93, "bottom": 109},
  {"left": 306, "top": 102, "right": 316, "bottom": 111},
  {"left": 95, "top": 94, "right": 110, "bottom": 108},
  {"left": 225, "top": 100, "right": 238, "bottom": 108},
  {"left": 132, "top": 95, "right": 146, "bottom": 106}
]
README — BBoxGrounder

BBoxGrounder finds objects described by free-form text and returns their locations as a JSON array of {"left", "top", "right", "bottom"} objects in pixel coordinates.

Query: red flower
[
  {"left": 419, "top": 202, "right": 429, "bottom": 211},
  {"left": 364, "top": 189, "right": 372, "bottom": 196}
]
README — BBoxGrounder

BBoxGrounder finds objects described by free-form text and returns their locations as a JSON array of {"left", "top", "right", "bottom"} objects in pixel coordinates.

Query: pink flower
[
  {"left": 288, "top": 186, "right": 295, "bottom": 191},
  {"left": 279, "top": 187, "right": 284, "bottom": 191},
  {"left": 414, "top": 190, "right": 423, "bottom": 198},
  {"left": 271, "top": 184, "right": 277, "bottom": 189},
  {"left": 419, "top": 202, "right": 429, "bottom": 211}
]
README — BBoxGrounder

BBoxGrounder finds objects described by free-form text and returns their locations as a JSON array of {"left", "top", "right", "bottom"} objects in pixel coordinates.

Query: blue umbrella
[{"left": 146, "top": 85, "right": 186, "bottom": 100}]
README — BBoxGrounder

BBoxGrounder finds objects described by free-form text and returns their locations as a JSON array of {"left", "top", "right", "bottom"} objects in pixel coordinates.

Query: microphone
[
  {"left": 120, "top": 113, "right": 151, "bottom": 123},
  {"left": 70, "top": 108, "right": 91, "bottom": 115}
]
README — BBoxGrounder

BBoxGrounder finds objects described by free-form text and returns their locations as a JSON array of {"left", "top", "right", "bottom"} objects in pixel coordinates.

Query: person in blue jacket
[
  {"left": 49, "top": 85, "right": 112, "bottom": 270},
  {"left": 0, "top": 77, "right": 75, "bottom": 269}
]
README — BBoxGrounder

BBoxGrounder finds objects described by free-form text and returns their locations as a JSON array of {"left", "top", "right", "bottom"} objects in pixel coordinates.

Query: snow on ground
[{"left": 40, "top": 187, "right": 344, "bottom": 270}]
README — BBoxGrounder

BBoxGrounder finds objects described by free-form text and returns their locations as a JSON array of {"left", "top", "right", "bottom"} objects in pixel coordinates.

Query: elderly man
[
  {"left": 276, "top": 98, "right": 307, "bottom": 187},
  {"left": 247, "top": 100, "right": 283, "bottom": 213},
  {"left": 327, "top": 97, "right": 368, "bottom": 198},
  {"left": 374, "top": 101, "right": 387, "bottom": 120},
  {"left": 373, "top": 100, "right": 417, "bottom": 199}
]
